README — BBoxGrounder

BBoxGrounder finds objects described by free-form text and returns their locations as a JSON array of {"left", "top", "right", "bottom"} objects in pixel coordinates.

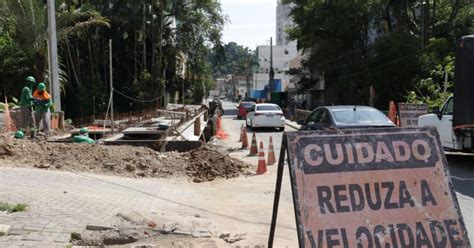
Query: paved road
[
  {"left": 218, "top": 100, "right": 474, "bottom": 244},
  {"left": 219, "top": 100, "right": 297, "bottom": 158},
  {"left": 446, "top": 154, "right": 474, "bottom": 236}
]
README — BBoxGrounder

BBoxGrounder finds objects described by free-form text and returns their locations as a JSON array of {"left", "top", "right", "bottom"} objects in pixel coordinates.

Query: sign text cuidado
[{"left": 284, "top": 128, "right": 470, "bottom": 248}]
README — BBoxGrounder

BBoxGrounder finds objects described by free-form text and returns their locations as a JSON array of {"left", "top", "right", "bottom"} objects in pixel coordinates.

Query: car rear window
[
  {"left": 242, "top": 103, "right": 255, "bottom": 108},
  {"left": 333, "top": 109, "right": 391, "bottom": 124},
  {"left": 256, "top": 105, "right": 281, "bottom": 111}
]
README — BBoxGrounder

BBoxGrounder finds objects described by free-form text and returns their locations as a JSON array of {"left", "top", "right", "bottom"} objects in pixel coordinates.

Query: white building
[
  {"left": 251, "top": 0, "right": 299, "bottom": 96},
  {"left": 253, "top": 43, "right": 298, "bottom": 92},
  {"left": 276, "top": 0, "right": 296, "bottom": 46}
]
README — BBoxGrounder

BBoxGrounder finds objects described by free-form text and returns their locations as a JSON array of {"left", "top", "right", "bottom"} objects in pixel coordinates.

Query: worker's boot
[{"left": 29, "top": 128, "right": 37, "bottom": 138}]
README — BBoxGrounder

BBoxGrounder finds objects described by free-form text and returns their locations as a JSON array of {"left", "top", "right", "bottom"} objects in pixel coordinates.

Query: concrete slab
[{"left": 122, "top": 127, "right": 166, "bottom": 135}]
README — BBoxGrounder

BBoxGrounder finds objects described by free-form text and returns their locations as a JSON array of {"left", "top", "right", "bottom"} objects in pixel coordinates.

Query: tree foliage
[
  {"left": 208, "top": 42, "right": 256, "bottom": 78},
  {"left": 284, "top": 0, "right": 473, "bottom": 109},
  {"left": 0, "top": 0, "right": 226, "bottom": 121}
]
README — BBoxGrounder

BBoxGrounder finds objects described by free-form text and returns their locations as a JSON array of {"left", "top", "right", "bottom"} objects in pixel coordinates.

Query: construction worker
[
  {"left": 18, "top": 76, "right": 36, "bottom": 131},
  {"left": 72, "top": 127, "right": 95, "bottom": 144},
  {"left": 32, "top": 82, "right": 53, "bottom": 134}
]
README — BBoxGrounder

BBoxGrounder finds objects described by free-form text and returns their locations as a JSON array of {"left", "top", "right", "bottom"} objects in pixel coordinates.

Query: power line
[
  {"left": 308, "top": 22, "right": 415, "bottom": 69},
  {"left": 113, "top": 88, "right": 165, "bottom": 103},
  {"left": 323, "top": 53, "right": 413, "bottom": 81}
]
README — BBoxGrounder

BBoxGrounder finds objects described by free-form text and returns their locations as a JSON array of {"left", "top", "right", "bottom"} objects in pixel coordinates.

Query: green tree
[
  {"left": 0, "top": 0, "right": 226, "bottom": 120},
  {"left": 209, "top": 42, "right": 256, "bottom": 78},
  {"left": 284, "top": 0, "right": 473, "bottom": 109}
]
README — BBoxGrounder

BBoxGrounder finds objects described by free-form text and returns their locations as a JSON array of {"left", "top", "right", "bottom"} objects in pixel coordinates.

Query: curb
[{"left": 285, "top": 120, "right": 301, "bottom": 130}]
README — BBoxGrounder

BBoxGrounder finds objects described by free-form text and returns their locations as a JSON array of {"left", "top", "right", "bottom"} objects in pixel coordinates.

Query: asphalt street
[
  {"left": 220, "top": 100, "right": 296, "bottom": 156},
  {"left": 219, "top": 100, "right": 474, "bottom": 243}
]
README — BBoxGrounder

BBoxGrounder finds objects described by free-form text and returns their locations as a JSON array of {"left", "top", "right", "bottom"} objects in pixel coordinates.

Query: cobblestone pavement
[
  {"left": 0, "top": 165, "right": 299, "bottom": 247},
  {"left": 0, "top": 168, "right": 190, "bottom": 247}
]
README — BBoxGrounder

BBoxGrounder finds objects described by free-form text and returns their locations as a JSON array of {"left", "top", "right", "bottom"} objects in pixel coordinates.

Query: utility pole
[
  {"left": 47, "top": 0, "right": 61, "bottom": 111},
  {"left": 421, "top": 0, "right": 425, "bottom": 52},
  {"left": 444, "top": 69, "right": 449, "bottom": 94},
  {"left": 143, "top": 0, "right": 147, "bottom": 70},
  {"left": 246, "top": 52, "right": 251, "bottom": 98},
  {"left": 109, "top": 39, "right": 114, "bottom": 133},
  {"left": 269, "top": 37, "right": 275, "bottom": 96}
]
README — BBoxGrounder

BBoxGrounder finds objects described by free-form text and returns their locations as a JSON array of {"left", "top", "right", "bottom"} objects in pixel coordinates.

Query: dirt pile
[
  {"left": 0, "top": 136, "right": 251, "bottom": 181},
  {"left": 185, "top": 147, "right": 251, "bottom": 183}
]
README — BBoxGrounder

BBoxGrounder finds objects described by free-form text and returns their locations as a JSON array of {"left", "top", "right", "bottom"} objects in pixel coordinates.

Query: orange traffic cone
[
  {"left": 3, "top": 97, "right": 16, "bottom": 133},
  {"left": 388, "top": 101, "right": 398, "bottom": 126},
  {"left": 241, "top": 127, "right": 249, "bottom": 149},
  {"left": 214, "top": 116, "right": 220, "bottom": 135},
  {"left": 256, "top": 142, "right": 267, "bottom": 175},
  {"left": 249, "top": 133, "right": 258, "bottom": 156},
  {"left": 215, "top": 116, "right": 229, "bottom": 139},
  {"left": 238, "top": 124, "right": 244, "bottom": 142},
  {"left": 217, "top": 115, "right": 222, "bottom": 131},
  {"left": 267, "top": 136, "right": 276, "bottom": 165}
]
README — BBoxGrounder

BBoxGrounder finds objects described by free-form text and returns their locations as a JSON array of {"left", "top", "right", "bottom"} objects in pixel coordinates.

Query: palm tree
[{"left": 2, "top": 0, "right": 109, "bottom": 84}]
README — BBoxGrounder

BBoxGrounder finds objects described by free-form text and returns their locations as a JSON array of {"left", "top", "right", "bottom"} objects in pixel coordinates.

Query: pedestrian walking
[
  {"left": 18, "top": 76, "right": 36, "bottom": 132},
  {"left": 302, "top": 99, "right": 307, "bottom": 110},
  {"left": 33, "top": 83, "right": 53, "bottom": 135},
  {"left": 288, "top": 97, "right": 296, "bottom": 121}
]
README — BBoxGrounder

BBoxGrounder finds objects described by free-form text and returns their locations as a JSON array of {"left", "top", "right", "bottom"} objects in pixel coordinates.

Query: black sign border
[{"left": 268, "top": 127, "right": 471, "bottom": 248}]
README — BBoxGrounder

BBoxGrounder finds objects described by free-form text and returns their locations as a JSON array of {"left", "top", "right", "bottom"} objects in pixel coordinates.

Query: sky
[{"left": 219, "top": 0, "right": 276, "bottom": 50}]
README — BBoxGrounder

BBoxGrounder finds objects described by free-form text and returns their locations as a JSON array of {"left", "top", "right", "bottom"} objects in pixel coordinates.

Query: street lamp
[{"left": 420, "top": 0, "right": 427, "bottom": 51}]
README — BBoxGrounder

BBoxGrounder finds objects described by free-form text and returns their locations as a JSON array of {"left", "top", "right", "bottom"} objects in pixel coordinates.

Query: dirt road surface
[{"left": 0, "top": 115, "right": 299, "bottom": 247}]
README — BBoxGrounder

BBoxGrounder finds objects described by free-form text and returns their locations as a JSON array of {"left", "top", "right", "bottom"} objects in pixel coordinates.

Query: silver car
[{"left": 298, "top": 106, "right": 396, "bottom": 130}]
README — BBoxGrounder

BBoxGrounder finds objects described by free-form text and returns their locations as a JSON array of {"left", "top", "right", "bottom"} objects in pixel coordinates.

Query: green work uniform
[
  {"left": 72, "top": 135, "right": 95, "bottom": 144},
  {"left": 34, "top": 98, "right": 52, "bottom": 113},
  {"left": 20, "top": 86, "right": 33, "bottom": 107},
  {"left": 18, "top": 86, "right": 36, "bottom": 130}
]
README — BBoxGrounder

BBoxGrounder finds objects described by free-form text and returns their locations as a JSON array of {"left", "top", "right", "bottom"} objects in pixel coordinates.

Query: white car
[{"left": 246, "top": 103, "right": 286, "bottom": 131}]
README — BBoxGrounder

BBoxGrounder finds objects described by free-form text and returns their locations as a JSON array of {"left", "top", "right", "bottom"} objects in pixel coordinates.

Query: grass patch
[{"left": 0, "top": 202, "right": 27, "bottom": 213}]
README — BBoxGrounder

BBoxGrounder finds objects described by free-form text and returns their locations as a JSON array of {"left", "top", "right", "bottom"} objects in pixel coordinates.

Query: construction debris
[
  {"left": 185, "top": 146, "right": 251, "bottom": 183},
  {"left": 0, "top": 136, "right": 250, "bottom": 182},
  {"left": 71, "top": 211, "right": 244, "bottom": 246}
]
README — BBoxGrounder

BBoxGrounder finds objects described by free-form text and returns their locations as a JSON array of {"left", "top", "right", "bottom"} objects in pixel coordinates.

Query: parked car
[
  {"left": 246, "top": 103, "right": 286, "bottom": 131},
  {"left": 237, "top": 101, "right": 256, "bottom": 119},
  {"left": 298, "top": 106, "right": 396, "bottom": 130}
]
